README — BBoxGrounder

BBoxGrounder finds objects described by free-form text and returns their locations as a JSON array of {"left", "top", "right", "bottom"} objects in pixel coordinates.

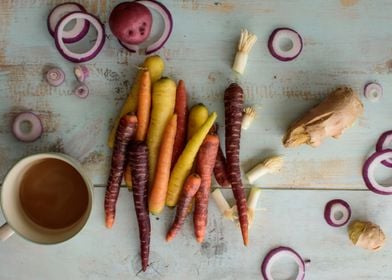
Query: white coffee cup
[{"left": 0, "top": 153, "right": 93, "bottom": 244}]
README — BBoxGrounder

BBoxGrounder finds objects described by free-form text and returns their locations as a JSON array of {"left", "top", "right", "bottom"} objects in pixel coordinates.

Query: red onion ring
[
  {"left": 47, "top": 2, "right": 90, "bottom": 44},
  {"left": 363, "top": 150, "right": 392, "bottom": 195},
  {"left": 74, "top": 83, "right": 89, "bottom": 99},
  {"left": 119, "top": 0, "right": 173, "bottom": 54},
  {"left": 364, "top": 82, "right": 383, "bottom": 102},
  {"left": 12, "top": 112, "right": 43, "bottom": 142},
  {"left": 376, "top": 131, "right": 392, "bottom": 168},
  {"left": 261, "top": 247, "right": 305, "bottom": 280},
  {"left": 46, "top": 67, "right": 65, "bottom": 87},
  {"left": 54, "top": 12, "right": 105, "bottom": 63},
  {"left": 268, "top": 28, "right": 303, "bottom": 62},
  {"left": 324, "top": 199, "right": 351, "bottom": 227}
]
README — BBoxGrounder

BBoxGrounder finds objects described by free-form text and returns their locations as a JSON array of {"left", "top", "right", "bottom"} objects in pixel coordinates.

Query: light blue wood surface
[
  {"left": 0, "top": 0, "right": 391, "bottom": 279},
  {"left": 1, "top": 188, "right": 392, "bottom": 280}
]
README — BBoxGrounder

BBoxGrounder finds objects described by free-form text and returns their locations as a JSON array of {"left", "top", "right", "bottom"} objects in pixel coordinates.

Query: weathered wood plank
[
  {"left": 0, "top": 0, "right": 391, "bottom": 188},
  {"left": 1, "top": 188, "right": 391, "bottom": 279}
]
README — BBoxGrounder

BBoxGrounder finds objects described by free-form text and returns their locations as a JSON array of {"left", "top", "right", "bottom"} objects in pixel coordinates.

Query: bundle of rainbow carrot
[{"left": 104, "top": 55, "right": 248, "bottom": 271}]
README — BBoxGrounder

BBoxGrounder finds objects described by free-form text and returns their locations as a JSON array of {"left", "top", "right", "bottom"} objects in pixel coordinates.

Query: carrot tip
[
  {"left": 196, "top": 237, "right": 204, "bottom": 243},
  {"left": 242, "top": 235, "right": 249, "bottom": 246},
  {"left": 105, "top": 218, "right": 114, "bottom": 229}
]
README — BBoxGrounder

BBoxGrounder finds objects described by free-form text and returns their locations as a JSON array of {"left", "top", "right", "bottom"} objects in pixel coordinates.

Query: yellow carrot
[
  {"left": 187, "top": 104, "right": 209, "bottom": 140},
  {"left": 149, "top": 114, "right": 177, "bottom": 215},
  {"left": 186, "top": 104, "right": 209, "bottom": 211},
  {"left": 108, "top": 55, "right": 164, "bottom": 148},
  {"left": 135, "top": 70, "right": 152, "bottom": 141},
  {"left": 166, "top": 112, "right": 217, "bottom": 207},
  {"left": 147, "top": 77, "right": 177, "bottom": 184}
]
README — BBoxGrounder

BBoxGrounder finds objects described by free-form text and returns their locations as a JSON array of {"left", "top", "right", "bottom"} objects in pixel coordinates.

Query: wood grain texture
[
  {"left": 0, "top": 0, "right": 391, "bottom": 188},
  {"left": 1, "top": 188, "right": 392, "bottom": 279}
]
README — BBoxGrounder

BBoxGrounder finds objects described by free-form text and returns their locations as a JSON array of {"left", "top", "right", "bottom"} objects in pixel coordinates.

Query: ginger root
[
  {"left": 283, "top": 87, "right": 364, "bottom": 148},
  {"left": 348, "top": 220, "right": 386, "bottom": 251}
]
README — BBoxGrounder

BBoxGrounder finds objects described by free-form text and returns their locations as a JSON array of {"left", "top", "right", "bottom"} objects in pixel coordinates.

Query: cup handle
[{"left": 0, "top": 223, "right": 14, "bottom": 241}]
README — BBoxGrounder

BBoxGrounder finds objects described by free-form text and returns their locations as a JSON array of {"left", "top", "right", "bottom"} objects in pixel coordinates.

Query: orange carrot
[
  {"left": 105, "top": 113, "right": 137, "bottom": 228},
  {"left": 193, "top": 134, "right": 219, "bottom": 243},
  {"left": 166, "top": 173, "right": 201, "bottom": 242},
  {"left": 124, "top": 70, "right": 151, "bottom": 191},
  {"left": 171, "top": 80, "right": 188, "bottom": 169},
  {"left": 149, "top": 114, "right": 178, "bottom": 215},
  {"left": 135, "top": 70, "right": 151, "bottom": 141},
  {"left": 224, "top": 83, "right": 248, "bottom": 246}
]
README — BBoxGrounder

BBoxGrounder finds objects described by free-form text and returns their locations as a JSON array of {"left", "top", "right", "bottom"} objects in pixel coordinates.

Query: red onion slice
[
  {"left": 268, "top": 28, "right": 303, "bottom": 62},
  {"left": 324, "top": 199, "right": 351, "bottom": 227},
  {"left": 12, "top": 112, "right": 43, "bottom": 142},
  {"left": 46, "top": 67, "right": 65, "bottom": 87},
  {"left": 364, "top": 82, "right": 383, "bottom": 102},
  {"left": 118, "top": 40, "right": 137, "bottom": 53},
  {"left": 261, "top": 247, "right": 305, "bottom": 280},
  {"left": 362, "top": 150, "right": 392, "bottom": 195},
  {"left": 47, "top": 2, "right": 90, "bottom": 44},
  {"left": 74, "top": 83, "right": 89, "bottom": 99},
  {"left": 74, "top": 65, "right": 90, "bottom": 82},
  {"left": 55, "top": 12, "right": 105, "bottom": 63},
  {"left": 376, "top": 130, "right": 392, "bottom": 168},
  {"left": 120, "top": 0, "right": 173, "bottom": 54}
]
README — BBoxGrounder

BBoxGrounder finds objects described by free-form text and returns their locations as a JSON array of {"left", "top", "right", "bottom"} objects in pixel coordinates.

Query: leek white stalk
[
  {"left": 246, "top": 156, "right": 284, "bottom": 184},
  {"left": 224, "top": 187, "right": 262, "bottom": 229},
  {"left": 247, "top": 187, "right": 262, "bottom": 226},
  {"left": 232, "top": 29, "right": 257, "bottom": 74},
  {"left": 212, "top": 189, "right": 231, "bottom": 215},
  {"left": 242, "top": 106, "right": 256, "bottom": 130}
]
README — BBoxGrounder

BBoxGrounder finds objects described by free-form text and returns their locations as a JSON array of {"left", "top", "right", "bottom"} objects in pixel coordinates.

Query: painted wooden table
[{"left": 0, "top": 0, "right": 391, "bottom": 279}]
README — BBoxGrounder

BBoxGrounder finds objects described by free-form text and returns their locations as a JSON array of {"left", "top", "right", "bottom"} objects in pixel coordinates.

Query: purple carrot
[
  {"left": 224, "top": 83, "right": 248, "bottom": 246},
  {"left": 128, "top": 141, "right": 150, "bottom": 272},
  {"left": 105, "top": 113, "right": 137, "bottom": 228}
]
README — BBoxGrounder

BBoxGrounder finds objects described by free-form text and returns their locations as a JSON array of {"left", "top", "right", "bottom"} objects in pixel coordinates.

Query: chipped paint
[
  {"left": 181, "top": 0, "right": 234, "bottom": 13},
  {"left": 63, "top": 119, "right": 104, "bottom": 161},
  {"left": 0, "top": 1, "right": 13, "bottom": 64},
  {"left": 340, "top": 0, "right": 359, "bottom": 7},
  {"left": 374, "top": 59, "right": 392, "bottom": 74}
]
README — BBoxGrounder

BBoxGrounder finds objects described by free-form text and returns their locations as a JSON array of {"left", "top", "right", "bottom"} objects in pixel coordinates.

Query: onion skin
[{"left": 283, "top": 87, "right": 364, "bottom": 148}]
